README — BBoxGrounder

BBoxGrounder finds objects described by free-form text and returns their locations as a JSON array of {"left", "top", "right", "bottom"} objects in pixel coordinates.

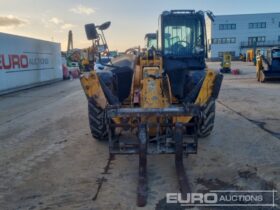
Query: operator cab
[
  {"left": 158, "top": 10, "right": 210, "bottom": 99},
  {"left": 159, "top": 10, "right": 207, "bottom": 71},
  {"left": 144, "top": 33, "right": 157, "bottom": 50}
]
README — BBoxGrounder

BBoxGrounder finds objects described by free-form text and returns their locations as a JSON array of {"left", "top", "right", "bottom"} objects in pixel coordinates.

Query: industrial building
[{"left": 206, "top": 12, "right": 280, "bottom": 59}]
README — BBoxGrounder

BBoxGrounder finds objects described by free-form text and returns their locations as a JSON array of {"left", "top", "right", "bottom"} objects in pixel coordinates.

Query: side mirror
[
  {"left": 85, "top": 23, "right": 98, "bottom": 40},
  {"left": 98, "top": 21, "right": 111, "bottom": 30}
]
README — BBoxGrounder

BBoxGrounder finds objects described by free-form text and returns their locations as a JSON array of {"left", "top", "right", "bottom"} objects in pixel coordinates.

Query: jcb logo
[{"left": 0, "top": 54, "right": 29, "bottom": 70}]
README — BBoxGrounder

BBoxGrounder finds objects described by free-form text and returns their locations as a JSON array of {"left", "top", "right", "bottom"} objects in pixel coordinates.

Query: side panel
[
  {"left": 80, "top": 71, "right": 107, "bottom": 109},
  {"left": 173, "top": 70, "right": 218, "bottom": 123},
  {"left": 0, "top": 33, "right": 62, "bottom": 93}
]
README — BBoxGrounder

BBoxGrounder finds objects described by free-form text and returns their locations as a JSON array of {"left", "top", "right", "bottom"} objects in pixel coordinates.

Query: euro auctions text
[{"left": 167, "top": 190, "right": 278, "bottom": 207}]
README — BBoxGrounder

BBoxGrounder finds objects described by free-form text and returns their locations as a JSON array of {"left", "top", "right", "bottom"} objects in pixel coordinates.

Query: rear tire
[
  {"left": 198, "top": 99, "right": 216, "bottom": 138},
  {"left": 88, "top": 98, "right": 108, "bottom": 141}
]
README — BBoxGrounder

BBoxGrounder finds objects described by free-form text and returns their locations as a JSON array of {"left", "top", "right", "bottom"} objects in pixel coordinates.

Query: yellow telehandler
[{"left": 80, "top": 10, "right": 223, "bottom": 207}]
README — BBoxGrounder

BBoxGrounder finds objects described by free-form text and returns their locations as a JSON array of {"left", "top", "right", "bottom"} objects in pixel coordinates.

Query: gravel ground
[{"left": 0, "top": 62, "right": 279, "bottom": 210}]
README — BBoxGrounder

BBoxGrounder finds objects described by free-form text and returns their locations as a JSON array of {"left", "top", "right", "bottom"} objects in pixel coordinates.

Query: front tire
[
  {"left": 198, "top": 99, "right": 216, "bottom": 138},
  {"left": 88, "top": 98, "right": 108, "bottom": 141}
]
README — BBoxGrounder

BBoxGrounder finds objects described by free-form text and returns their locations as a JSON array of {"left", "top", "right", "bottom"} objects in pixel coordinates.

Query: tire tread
[
  {"left": 198, "top": 99, "right": 216, "bottom": 138},
  {"left": 88, "top": 98, "right": 108, "bottom": 141}
]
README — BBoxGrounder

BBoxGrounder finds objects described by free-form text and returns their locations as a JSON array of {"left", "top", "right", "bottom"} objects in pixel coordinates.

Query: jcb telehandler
[{"left": 80, "top": 10, "right": 223, "bottom": 207}]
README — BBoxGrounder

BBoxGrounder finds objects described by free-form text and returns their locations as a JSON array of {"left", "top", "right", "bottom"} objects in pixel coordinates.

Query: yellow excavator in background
[{"left": 80, "top": 10, "right": 223, "bottom": 207}]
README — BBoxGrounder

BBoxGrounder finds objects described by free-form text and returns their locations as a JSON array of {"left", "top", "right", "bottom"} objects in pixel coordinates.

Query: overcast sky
[{"left": 0, "top": 0, "right": 280, "bottom": 51}]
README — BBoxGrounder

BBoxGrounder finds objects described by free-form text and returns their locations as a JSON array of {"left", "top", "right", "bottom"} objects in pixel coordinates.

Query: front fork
[
  {"left": 136, "top": 123, "right": 192, "bottom": 207},
  {"left": 137, "top": 124, "right": 148, "bottom": 207}
]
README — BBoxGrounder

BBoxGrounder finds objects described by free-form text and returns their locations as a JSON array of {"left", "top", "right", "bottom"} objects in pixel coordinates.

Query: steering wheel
[{"left": 171, "top": 40, "right": 190, "bottom": 53}]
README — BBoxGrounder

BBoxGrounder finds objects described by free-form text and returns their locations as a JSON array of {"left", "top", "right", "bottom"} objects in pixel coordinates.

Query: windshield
[
  {"left": 163, "top": 17, "right": 203, "bottom": 57},
  {"left": 147, "top": 37, "right": 157, "bottom": 49}
]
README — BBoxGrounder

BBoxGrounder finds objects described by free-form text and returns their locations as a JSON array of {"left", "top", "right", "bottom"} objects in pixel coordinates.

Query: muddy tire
[
  {"left": 198, "top": 99, "right": 216, "bottom": 138},
  {"left": 88, "top": 98, "right": 108, "bottom": 141}
]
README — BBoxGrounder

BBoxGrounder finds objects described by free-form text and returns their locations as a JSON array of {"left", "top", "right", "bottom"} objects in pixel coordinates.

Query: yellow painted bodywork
[
  {"left": 246, "top": 49, "right": 254, "bottom": 62},
  {"left": 256, "top": 55, "right": 264, "bottom": 71},
  {"left": 80, "top": 54, "right": 217, "bottom": 128},
  {"left": 137, "top": 56, "right": 169, "bottom": 135},
  {"left": 194, "top": 70, "right": 216, "bottom": 105},
  {"left": 173, "top": 69, "right": 217, "bottom": 123},
  {"left": 138, "top": 56, "right": 170, "bottom": 107},
  {"left": 140, "top": 67, "right": 168, "bottom": 108},
  {"left": 80, "top": 71, "right": 121, "bottom": 124},
  {"left": 221, "top": 53, "right": 231, "bottom": 69},
  {"left": 80, "top": 71, "right": 107, "bottom": 109}
]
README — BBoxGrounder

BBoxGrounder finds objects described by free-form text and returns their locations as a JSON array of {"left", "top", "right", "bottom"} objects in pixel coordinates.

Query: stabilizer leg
[
  {"left": 137, "top": 124, "right": 148, "bottom": 207},
  {"left": 174, "top": 123, "right": 191, "bottom": 198}
]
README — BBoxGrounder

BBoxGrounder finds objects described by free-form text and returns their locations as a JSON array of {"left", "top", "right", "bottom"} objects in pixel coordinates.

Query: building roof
[{"left": 215, "top": 12, "right": 280, "bottom": 17}]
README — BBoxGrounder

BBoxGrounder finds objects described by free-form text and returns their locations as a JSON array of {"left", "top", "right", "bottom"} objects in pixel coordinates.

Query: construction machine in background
[
  {"left": 220, "top": 52, "right": 232, "bottom": 73},
  {"left": 256, "top": 47, "right": 280, "bottom": 82},
  {"left": 246, "top": 49, "right": 255, "bottom": 62},
  {"left": 144, "top": 33, "right": 157, "bottom": 49},
  {"left": 64, "top": 30, "right": 113, "bottom": 73},
  {"left": 246, "top": 48, "right": 259, "bottom": 65},
  {"left": 66, "top": 30, "right": 81, "bottom": 68},
  {"left": 80, "top": 10, "right": 223, "bottom": 207}
]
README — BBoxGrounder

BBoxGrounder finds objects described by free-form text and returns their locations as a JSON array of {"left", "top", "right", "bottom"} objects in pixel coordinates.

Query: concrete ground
[{"left": 0, "top": 62, "right": 279, "bottom": 210}]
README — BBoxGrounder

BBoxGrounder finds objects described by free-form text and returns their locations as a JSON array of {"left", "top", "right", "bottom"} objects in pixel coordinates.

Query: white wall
[
  {"left": 0, "top": 33, "right": 62, "bottom": 93},
  {"left": 207, "top": 13, "right": 280, "bottom": 58}
]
